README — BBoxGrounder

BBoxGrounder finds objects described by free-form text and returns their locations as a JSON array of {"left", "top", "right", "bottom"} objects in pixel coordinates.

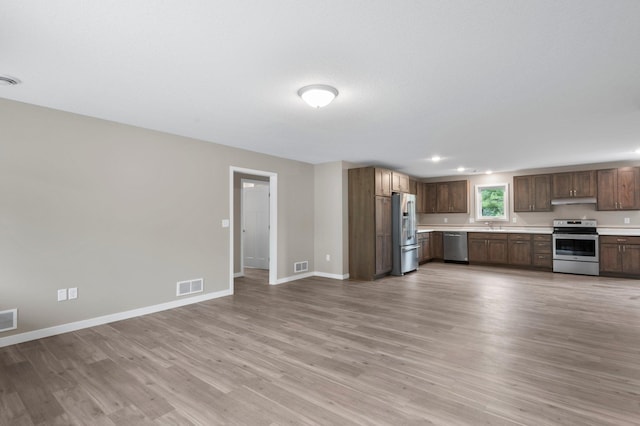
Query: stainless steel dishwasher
[{"left": 443, "top": 231, "right": 468, "bottom": 263}]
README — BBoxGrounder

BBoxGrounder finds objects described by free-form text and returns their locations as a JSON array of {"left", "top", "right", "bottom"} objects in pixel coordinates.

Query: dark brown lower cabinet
[
  {"left": 468, "top": 233, "right": 508, "bottom": 264},
  {"left": 431, "top": 231, "right": 443, "bottom": 260},
  {"left": 600, "top": 236, "right": 640, "bottom": 277},
  {"left": 508, "top": 234, "right": 532, "bottom": 266},
  {"left": 532, "top": 234, "right": 552, "bottom": 269},
  {"left": 418, "top": 232, "right": 431, "bottom": 263}
]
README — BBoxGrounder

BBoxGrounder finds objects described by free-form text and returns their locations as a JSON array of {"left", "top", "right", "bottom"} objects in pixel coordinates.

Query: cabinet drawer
[
  {"left": 508, "top": 233, "right": 531, "bottom": 241},
  {"left": 600, "top": 235, "right": 640, "bottom": 245},
  {"left": 533, "top": 234, "right": 551, "bottom": 242},
  {"left": 533, "top": 241, "right": 551, "bottom": 254},
  {"left": 533, "top": 253, "right": 552, "bottom": 268},
  {"left": 469, "top": 232, "right": 507, "bottom": 240}
]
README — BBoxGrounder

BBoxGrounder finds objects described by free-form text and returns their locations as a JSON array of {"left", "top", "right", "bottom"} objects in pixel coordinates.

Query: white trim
[
  {"left": 230, "top": 167, "right": 278, "bottom": 288},
  {"left": 0, "top": 289, "right": 231, "bottom": 348},
  {"left": 314, "top": 272, "right": 350, "bottom": 280},
  {"left": 233, "top": 272, "right": 244, "bottom": 278},
  {"left": 475, "top": 182, "right": 510, "bottom": 222},
  {"left": 273, "top": 272, "right": 314, "bottom": 285}
]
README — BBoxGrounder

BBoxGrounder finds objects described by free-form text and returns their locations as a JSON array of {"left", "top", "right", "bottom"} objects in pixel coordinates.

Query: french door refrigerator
[{"left": 391, "top": 192, "right": 419, "bottom": 276}]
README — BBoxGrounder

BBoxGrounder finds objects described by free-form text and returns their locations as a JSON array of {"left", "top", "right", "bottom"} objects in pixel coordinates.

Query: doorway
[
  {"left": 241, "top": 179, "right": 270, "bottom": 270},
  {"left": 229, "top": 167, "right": 278, "bottom": 292}
]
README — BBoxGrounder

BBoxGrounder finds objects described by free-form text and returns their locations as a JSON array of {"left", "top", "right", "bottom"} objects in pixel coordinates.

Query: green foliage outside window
[{"left": 481, "top": 188, "right": 505, "bottom": 217}]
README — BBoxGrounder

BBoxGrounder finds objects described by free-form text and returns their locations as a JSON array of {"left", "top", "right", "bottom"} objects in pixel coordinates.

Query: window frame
[{"left": 475, "top": 183, "right": 509, "bottom": 222}]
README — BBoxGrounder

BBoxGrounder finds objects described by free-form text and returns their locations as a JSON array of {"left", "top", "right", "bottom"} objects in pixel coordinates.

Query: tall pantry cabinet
[{"left": 349, "top": 167, "right": 396, "bottom": 280}]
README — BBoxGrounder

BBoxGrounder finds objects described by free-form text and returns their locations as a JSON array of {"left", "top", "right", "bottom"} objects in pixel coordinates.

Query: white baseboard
[
  {"left": 272, "top": 271, "right": 349, "bottom": 285},
  {"left": 233, "top": 272, "right": 244, "bottom": 278},
  {"left": 314, "top": 271, "right": 350, "bottom": 280},
  {"left": 0, "top": 288, "right": 232, "bottom": 348},
  {"left": 272, "top": 272, "right": 314, "bottom": 285}
]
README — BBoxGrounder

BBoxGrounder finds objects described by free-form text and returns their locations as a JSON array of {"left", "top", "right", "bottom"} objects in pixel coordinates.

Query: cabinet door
[
  {"left": 599, "top": 243, "right": 622, "bottom": 273},
  {"left": 449, "top": 180, "right": 468, "bottom": 213},
  {"left": 573, "top": 171, "right": 596, "bottom": 197},
  {"left": 425, "top": 183, "right": 437, "bottom": 213},
  {"left": 597, "top": 169, "right": 617, "bottom": 211},
  {"left": 622, "top": 244, "right": 640, "bottom": 275},
  {"left": 468, "top": 238, "right": 488, "bottom": 263},
  {"left": 431, "top": 232, "right": 443, "bottom": 259},
  {"left": 552, "top": 172, "right": 573, "bottom": 198},
  {"left": 509, "top": 240, "right": 532, "bottom": 265},
  {"left": 416, "top": 183, "right": 425, "bottom": 213},
  {"left": 409, "top": 179, "right": 417, "bottom": 196},
  {"left": 436, "top": 183, "right": 450, "bottom": 213},
  {"left": 532, "top": 174, "right": 552, "bottom": 211},
  {"left": 375, "top": 169, "right": 392, "bottom": 197},
  {"left": 617, "top": 167, "right": 640, "bottom": 210},
  {"left": 392, "top": 172, "right": 409, "bottom": 193},
  {"left": 513, "top": 176, "right": 532, "bottom": 212},
  {"left": 375, "top": 196, "right": 392, "bottom": 274},
  {"left": 487, "top": 240, "right": 508, "bottom": 264}
]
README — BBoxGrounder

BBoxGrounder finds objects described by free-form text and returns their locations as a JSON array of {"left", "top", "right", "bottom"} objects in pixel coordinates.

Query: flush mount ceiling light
[
  {"left": 431, "top": 155, "right": 441, "bottom": 162},
  {"left": 298, "top": 84, "right": 338, "bottom": 108},
  {"left": 0, "top": 75, "right": 20, "bottom": 86}
]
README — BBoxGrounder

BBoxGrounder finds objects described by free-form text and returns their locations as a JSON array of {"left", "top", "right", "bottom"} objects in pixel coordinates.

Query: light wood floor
[{"left": 2, "top": 264, "right": 640, "bottom": 425}]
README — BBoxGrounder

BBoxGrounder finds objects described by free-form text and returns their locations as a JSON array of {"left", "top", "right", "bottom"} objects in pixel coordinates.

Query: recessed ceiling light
[
  {"left": 298, "top": 84, "right": 338, "bottom": 108},
  {"left": 486, "top": 170, "right": 493, "bottom": 175},
  {"left": 431, "top": 155, "right": 441, "bottom": 162},
  {"left": 0, "top": 75, "right": 20, "bottom": 86},
  {"left": 635, "top": 148, "right": 640, "bottom": 154},
  {"left": 457, "top": 167, "right": 465, "bottom": 172}
]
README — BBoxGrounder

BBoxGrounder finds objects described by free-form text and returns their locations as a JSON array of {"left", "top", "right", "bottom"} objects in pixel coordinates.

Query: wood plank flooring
[{"left": 1, "top": 264, "right": 640, "bottom": 425}]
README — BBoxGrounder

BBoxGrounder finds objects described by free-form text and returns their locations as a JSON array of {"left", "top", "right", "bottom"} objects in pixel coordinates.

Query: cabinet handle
[
  {"left": 623, "top": 245, "right": 626, "bottom": 252},
  {"left": 619, "top": 245, "right": 621, "bottom": 253},
  {"left": 620, "top": 202, "right": 623, "bottom": 209},
  {"left": 617, "top": 238, "right": 627, "bottom": 242}
]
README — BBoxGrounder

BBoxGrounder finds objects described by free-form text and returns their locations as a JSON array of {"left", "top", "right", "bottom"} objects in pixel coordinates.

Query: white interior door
[{"left": 242, "top": 179, "right": 270, "bottom": 269}]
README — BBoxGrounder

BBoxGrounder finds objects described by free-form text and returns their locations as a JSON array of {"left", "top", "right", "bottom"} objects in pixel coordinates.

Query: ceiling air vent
[
  {"left": 176, "top": 278, "right": 204, "bottom": 297},
  {"left": 294, "top": 261, "right": 309, "bottom": 273},
  {"left": 0, "top": 309, "right": 17, "bottom": 332}
]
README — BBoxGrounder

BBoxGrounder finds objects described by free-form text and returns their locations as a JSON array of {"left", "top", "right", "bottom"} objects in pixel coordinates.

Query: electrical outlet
[
  {"left": 57, "top": 289, "right": 67, "bottom": 302},
  {"left": 325, "top": 254, "right": 330, "bottom": 262},
  {"left": 624, "top": 217, "right": 631, "bottom": 224},
  {"left": 444, "top": 217, "right": 448, "bottom": 223},
  {"left": 469, "top": 218, "right": 474, "bottom": 223},
  {"left": 68, "top": 287, "right": 78, "bottom": 300},
  {"left": 512, "top": 217, "right": 517, "bottom": 223},
  {"left": 221, "top": 219, "right": 230, "bottom": 228}
]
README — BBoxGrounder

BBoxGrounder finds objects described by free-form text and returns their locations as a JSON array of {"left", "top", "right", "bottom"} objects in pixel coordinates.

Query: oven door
[{"left": 552, "top": 233, "right": 599, "bottom": 262}]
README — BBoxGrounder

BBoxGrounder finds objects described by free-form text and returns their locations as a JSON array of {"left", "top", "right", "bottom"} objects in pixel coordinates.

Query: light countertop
[{"left": 417, "top": 226, "right": 640, "bottom": 236}]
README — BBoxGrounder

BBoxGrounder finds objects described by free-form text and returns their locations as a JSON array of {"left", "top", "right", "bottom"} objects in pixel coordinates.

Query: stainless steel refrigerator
[{"left": 391, "top": 192, "right": 419, "bottom": 276}]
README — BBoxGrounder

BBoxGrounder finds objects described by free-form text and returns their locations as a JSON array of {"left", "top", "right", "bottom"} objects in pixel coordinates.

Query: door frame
[
  {"left": 240, "top": 178, "right": 270, "bottom": 272},
  {"left": 229, "top": 166, "right": 278, "bottom": 291}
]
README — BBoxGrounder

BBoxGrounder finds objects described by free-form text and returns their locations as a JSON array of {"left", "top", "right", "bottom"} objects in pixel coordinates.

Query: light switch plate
[
  {"left": 221, "top": 219, "right": 230, "bottom": 228},
  {"left": 57, "top": 289, "right": 67, "bottom": 302},
  {"left": 68, "top": 287, "right": 78, "bottom": 300}
]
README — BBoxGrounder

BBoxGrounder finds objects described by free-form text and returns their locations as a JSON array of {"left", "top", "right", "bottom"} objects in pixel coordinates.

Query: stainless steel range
[{"left": 552, "top": 219, "right": 599, "bottom": 276}]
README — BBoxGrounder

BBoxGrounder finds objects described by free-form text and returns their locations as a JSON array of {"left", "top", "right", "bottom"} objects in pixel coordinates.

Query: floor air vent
[
  {"left": 0, "top": 309, "right": 17, "bottom": 332},
  {"left": 294, "top": 261, "right": 309, "bottom": 273},
  {"left": 176, "top": 278, "right": 204, "bottom": 297}
]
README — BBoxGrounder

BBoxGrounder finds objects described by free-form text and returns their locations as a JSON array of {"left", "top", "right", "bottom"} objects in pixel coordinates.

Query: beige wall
[
  {"left": 419, "top": 161, "right": 640, "bottom": 229},
  {"left": 0, "top": 98, "right": 314, "bottom": 337},
  {"left": 313, "top": 161, "right": 349, "bottom": 277}
]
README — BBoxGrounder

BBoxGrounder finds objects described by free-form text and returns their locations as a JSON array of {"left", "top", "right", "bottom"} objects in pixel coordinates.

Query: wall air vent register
[{"left": 0, "top": 309, "right": 17, "bottom": 332}]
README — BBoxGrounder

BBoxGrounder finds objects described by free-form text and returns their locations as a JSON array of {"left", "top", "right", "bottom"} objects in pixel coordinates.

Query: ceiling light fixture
[
  {"left": 298, "top": 84, "right": 338, "bottom": 108},
  {"left": 486, "top": 170, "right": 493, "bottom": 175},
  {"left": 457, "top": 167, "right": 465, "bottom": 172},
  {"left": 431, "top": 155, "right": 441, "bottom": 162},
  {"left": 0, "top": 75, "right": 20, "bottom": 86}
]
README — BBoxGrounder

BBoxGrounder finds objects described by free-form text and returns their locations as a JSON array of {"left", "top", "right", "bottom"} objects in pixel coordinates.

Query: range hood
[{"left": 551, "top": 197, "right": 597, "bottom": 206}]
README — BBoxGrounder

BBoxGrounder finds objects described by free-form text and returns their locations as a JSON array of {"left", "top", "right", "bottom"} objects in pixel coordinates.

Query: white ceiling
[{"left": 1, "top": 1, "right": 640, "bottom": 177}]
